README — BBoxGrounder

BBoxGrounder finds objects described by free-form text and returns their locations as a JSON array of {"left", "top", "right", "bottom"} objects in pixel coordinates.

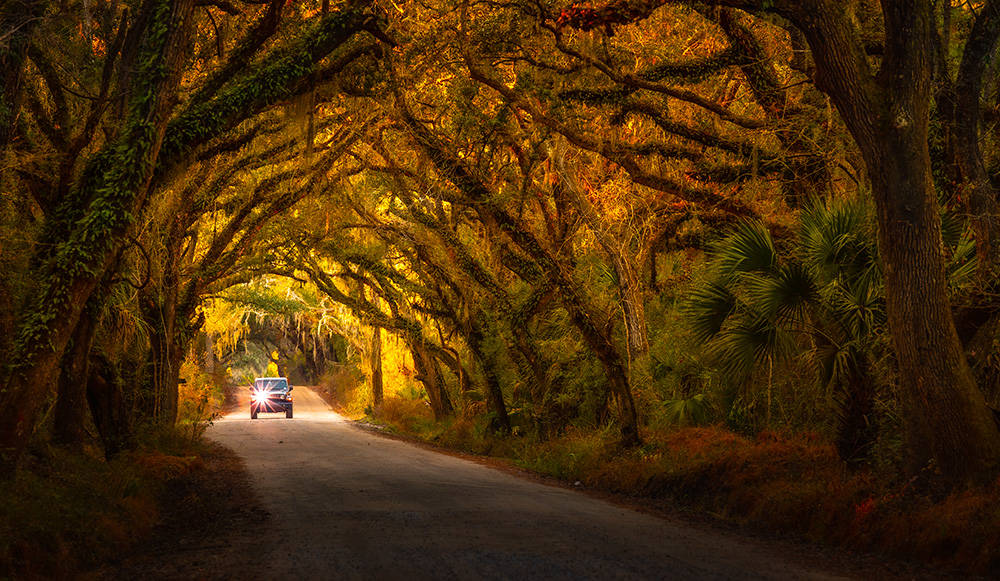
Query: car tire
[
  {"left": 286, "top": 408, "right": 293, "bottom": 419},
  {"left": 251, "top": 409, "right": 258, "bottom": 419}
]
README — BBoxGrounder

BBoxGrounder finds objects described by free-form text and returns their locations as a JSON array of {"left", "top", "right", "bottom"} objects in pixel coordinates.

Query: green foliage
[
  {"left": 686, "top": 280, "right": 739, "bottom": 343},
  {"left": 218, "top": 284, "right": 310, "bottom": 317},
  {"left": 683, "top": 198, "right": 890, "bottom": 457},
  {"left": 660, "top": 394, "right": 714, "bottom": 427},
  {"left": 716, "top": 220, "right": 778, "bottom": 276},
  {"left": 11, "top": 0, "right": 177, "bottom": 367},
  {"left": 161, "top": 7, "right": 367, "bottom": 160}
]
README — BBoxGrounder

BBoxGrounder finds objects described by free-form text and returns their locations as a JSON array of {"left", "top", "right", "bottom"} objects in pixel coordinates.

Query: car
[{"left": 250, "top": 377, "right": 293, "bottom": 419}]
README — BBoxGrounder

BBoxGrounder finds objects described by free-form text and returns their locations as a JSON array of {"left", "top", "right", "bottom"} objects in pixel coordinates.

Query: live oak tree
[
  {"left": 444, "top": 0, "right": 1000, "bottom": 487},
  {"left": 749, "top": 0, "right": 1000, "bottom": 490},
  {"left": 0, "top": 0, "right": 200, "bottom": 476},
  {"left": 554, "top": 0, "right": 1000, "bottom": 488},
  {"left": 5, "top": 0, "right": 1000, "bottom": 496},
  {"left": 0, "top": 0, "right": 386, "bottom": 477}
]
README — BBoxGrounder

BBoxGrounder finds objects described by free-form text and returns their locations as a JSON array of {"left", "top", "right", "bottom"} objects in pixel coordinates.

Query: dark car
[{"left": 250, "top": 377, "right": 293, "bottom": 419}]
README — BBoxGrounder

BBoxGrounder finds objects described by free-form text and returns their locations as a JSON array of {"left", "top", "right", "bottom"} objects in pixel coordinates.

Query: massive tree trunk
[
  {"left": 785, "top": 0, "right": 1000, "bottom": 488},
  {"left": 0, "top": 0, "right": 196, "bottom": 478},
  {"left": 53, "top": 308, "right": 98, "bottom": 448}
]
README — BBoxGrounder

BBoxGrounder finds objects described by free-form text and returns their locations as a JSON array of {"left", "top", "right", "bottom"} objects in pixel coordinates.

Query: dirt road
[{"left": 156, "top": 386, "right": 860, "bottom": 581}]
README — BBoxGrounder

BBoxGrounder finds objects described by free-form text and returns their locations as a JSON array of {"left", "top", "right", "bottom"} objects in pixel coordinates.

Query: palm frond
[
  {"left": 940, "top": 206, "right": 967, "bottom": 250},
  {"left": 946, "top": 231, "right": 978, "bottom": 290},
  {"left": 683, "top": 279, "right": 739, "bottom": 343},
  {"left": 799, "top": 197, "right": 877, "bottom": 283},
  {"left": 716, "top": 221, "right": 777, "bottom": 275},
  {"left": 749, "top": 261, "right": 819, "bottom": 323},
  {"left": 661, "top": 394, "right": 714, "bottom": 427},
  {"left": 824, "top": 278, "right": 885, "bottom": 341},
  {"left": 707, "top": 310, "right": 791, "bottom": 380}
]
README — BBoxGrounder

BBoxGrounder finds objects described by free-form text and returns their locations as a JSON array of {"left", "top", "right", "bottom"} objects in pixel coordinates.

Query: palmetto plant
[{"left": 685, "top": 198, "right": 888, "bottom": 461}]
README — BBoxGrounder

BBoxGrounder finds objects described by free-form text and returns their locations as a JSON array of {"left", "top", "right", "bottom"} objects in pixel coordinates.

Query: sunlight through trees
[{"left": 3, "top": 0, "right": 1000, "bottom": 493}]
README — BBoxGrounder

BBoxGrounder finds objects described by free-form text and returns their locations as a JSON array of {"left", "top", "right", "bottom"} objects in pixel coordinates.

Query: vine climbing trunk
[{"left": 0, "top": 0, "right": 196, "bottom": 479}]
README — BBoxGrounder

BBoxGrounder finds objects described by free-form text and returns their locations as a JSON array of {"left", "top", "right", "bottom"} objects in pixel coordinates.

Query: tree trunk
[
  {"left": 53, "top": 311, "right": 98, "bottom": 448},
  {"left": 465, "top": 315, "right": 511, "bottom": 433},
  {"left": 0, "top": 0, "right": 195, "bottom": 478},
  {"left": 142, "top": 272, "right": 199, "bottom": 425},
  {"left": 788, "top": 0, "right": 1000, "bottom": 488},
  {"left": 148, "top": 319, "right": 184, "bottom": 424},
  {"left": 394, "top": 96, "right": 641, "bottom": 446},
  {"left": 553, "top": 145, "right": 650, "bottom": 364},
  {"left": 950, "top": 1, "right": 1000, "bottom": 277},
  {"left": 409, "top": 340, "right": 453, "bottom": 420},
  {"left": 205, "top": 331, "right": 216, "bottom": 378},
  {"left": 0, "top": 0, "right": 47, "bottom": 152},
  {"left": 371, "top": 325, "right": 383, "bottom": 406},
  {"left": 87, "top": 356, "right": 131, "bottom": 460}
]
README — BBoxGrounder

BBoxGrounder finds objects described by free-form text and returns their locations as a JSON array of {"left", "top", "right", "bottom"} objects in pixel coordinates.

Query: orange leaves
[{"left": 556, "top": 5, "right": 607, "bottom": 33}]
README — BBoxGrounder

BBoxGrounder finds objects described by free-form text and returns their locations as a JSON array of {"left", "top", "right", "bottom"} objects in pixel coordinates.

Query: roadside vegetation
[
  {"left": 334, "top": 386, "right": 1000, "bottom": 577},
  {"left": 0, "top": 373, "right": 223, "bottom": 579}
]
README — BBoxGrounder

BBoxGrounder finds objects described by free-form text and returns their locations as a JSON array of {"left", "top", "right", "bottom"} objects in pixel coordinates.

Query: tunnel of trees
[{"left": 3, "top": 0, "right": 1000, "bottom": 492}]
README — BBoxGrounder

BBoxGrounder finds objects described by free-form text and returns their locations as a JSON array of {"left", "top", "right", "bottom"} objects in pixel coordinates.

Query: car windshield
[{"left": 254, "top": 378, "right": 288, "bottom": 391}]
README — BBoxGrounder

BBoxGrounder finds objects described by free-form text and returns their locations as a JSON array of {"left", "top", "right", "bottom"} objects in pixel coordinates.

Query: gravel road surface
[{"left": 184, "top": 386, "right": 856, "bottom": 581}]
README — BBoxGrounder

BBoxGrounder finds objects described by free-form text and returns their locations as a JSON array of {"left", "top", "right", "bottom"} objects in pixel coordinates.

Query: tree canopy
[{"left": 3, "top": 0, "right": 1000, "bottom": 492}]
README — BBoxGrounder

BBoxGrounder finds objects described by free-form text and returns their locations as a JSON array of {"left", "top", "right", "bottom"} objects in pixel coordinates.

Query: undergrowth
[{"left": 1, "top": 418, "right": 215, "bottom": 579}]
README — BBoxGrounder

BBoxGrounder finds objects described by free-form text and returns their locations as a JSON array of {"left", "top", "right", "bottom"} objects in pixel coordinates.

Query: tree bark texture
[
  {"left": 371, "top": 326, "right": 384, "bottom": 407},
  {"left": 784, "top": 0, "right": 1000, "bottom": 487},
  {"left": 53, "top": 310, "right": 98, "bottom": 448},
  {"left": 409, "top": 339, "right": 454, "bottom": 420},
  {"left": 0, "top": 0, "right": 197, "bottom": 478}
]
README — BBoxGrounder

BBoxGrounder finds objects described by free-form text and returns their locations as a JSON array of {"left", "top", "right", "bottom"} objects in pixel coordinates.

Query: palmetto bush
[{"left": 685, "top": 198, "right": 888, "bottom": 461}]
